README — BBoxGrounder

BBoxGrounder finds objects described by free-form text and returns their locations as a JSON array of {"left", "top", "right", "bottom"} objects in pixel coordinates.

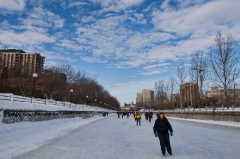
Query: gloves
[
  {"left": 170, "top": 132, "right": 173, "bottom": 136},
  {"left": 154, "top": 132, "right": 158, "bottom": 137}
]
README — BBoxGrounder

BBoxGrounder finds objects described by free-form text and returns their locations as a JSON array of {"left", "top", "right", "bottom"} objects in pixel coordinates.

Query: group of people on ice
[
  {"left": 117, "top": 112, "right": 132, "bottom": 118},
  {"left": 101, "top": 112, "right": 108, "bottom": 117},
  {"left": 144, "top": 112, "right": 153, "bottom": 122},
  {"left": 117, "top": 111, "right": 173, "bottom": 156}
]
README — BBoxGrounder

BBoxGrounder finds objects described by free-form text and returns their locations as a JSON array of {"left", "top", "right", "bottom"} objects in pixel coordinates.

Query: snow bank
[
  {"left": 0, "top": 114, "right": 107, "bottom": 159},
  {"left": 168, "top": 117, "right": 240, "bottom": 128},
  {"left": 0, "top": 100, "right": 111, "bottom": 112}
]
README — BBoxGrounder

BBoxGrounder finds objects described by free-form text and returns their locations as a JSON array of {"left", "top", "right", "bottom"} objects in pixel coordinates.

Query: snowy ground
[
  {"left": 0, "top": 100, "right": 110, "bottom": 112},
  {"left": 0, "top": 114, "right": 107, "bottom": 159},
  {"left": 1, "top": 115, "right": 240, "bottom": 159}
]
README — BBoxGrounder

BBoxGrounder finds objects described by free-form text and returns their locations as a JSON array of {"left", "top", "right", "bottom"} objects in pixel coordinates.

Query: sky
[{"left": 0, "top": 0, "right": 240, "bottom": 106}]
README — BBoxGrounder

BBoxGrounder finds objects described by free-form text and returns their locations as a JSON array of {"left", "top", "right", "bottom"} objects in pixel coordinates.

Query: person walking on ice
[
  {"left": 135, "top": 112, "right": 141, "bottom": 126},
  {"left": 153, "top": 112, "right": 173, "bottom": 156}
]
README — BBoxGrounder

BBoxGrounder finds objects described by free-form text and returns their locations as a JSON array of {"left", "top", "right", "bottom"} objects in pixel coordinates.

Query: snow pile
[
  {"left": 168, "top": 117, "right": 240, "bottom": 128},
  {"left": 0, "top": 114, "right": 107, "bottom": 159},
  {"left": 0, "top": 100, "right": 113, "bottom": 112}
]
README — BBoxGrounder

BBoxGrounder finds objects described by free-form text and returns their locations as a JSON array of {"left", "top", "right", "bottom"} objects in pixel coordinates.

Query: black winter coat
[{"left": 153, "top": 117, "right": 173, "bottom": 134}]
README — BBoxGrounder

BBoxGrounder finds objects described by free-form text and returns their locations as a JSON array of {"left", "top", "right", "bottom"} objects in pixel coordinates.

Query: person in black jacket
[{"left": 153, "top": 112, "right": 173, "bottom": 156}]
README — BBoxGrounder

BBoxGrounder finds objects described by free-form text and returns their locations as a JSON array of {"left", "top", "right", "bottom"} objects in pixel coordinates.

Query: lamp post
[
  {"left": 70, "top": 89, "right": 73, "bottom": 103},
  {"left": 32, "top": 73, "right": 38, "bottom": 98},
  {"left": 86, "top": 95, "right": 89, "bottom": 105}
]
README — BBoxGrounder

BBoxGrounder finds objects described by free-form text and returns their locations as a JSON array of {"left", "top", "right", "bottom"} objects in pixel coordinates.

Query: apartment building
[
  {"left": 0, "top": 49, "right": 45, "bottom": 75},
  {"left": 136, "top": 89, "right": 154, "bottom": 108},
  {"left": 180, "top": 82, "right": 198, "bottom": 108}
]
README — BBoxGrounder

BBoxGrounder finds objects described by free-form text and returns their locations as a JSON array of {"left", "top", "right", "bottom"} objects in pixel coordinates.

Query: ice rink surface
[{"left": 11, "top": 114, "right": 240, "bottom": 159}]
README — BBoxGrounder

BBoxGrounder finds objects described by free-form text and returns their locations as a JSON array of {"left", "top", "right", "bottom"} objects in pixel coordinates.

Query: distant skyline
[{"left": 0, "top": 0, "right": 240, "bottom": 106}]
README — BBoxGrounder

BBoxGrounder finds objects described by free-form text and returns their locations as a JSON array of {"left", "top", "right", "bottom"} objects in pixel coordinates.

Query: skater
[
  {"left": 153, "top": 112, "right": 173, "bottom": 156},
  {"left": 145, "top": 112, "right": 149, "bottom": 120},
  {"left": 156, "top": 113, "right": 159, "bottom": 119},
  {"left": 149, "top": 112, "right": 153, "bottom": 122},
  {"left": 122, "top": 112, "right": 124, "bottom": 118},
  {"left": 117, "top": 112, "right": 120, "bottom": 118},
  {"left": 135, "top": 112, "right": 141, "bottom": 126}
]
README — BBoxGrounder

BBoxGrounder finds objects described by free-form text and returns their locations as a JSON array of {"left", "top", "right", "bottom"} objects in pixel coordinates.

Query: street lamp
[
  {"left": 86, "top": 95, "right": 89, "bottom": 104},
  {"left": 32, "top": 73, "right": 38, "bottom": 98},
  {"left": 70, "top": 89, "right": 73, "bottom": 103}
]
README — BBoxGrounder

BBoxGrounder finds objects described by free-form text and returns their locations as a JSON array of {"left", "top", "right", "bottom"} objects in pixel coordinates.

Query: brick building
[
  {"left": 180, "top": 82, "right": 198, "bottom": 108},
  {"left": 0, "top": 49, "right": 45, "bottom": 75},
  {"left": 206, "top": 87, "right": 240, "bottom": 105}
]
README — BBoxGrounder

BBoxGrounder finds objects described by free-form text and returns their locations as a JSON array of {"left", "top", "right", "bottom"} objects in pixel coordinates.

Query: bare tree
[
  {"left": 169, "top": 76, "right": 177, "bottom": 103},
  {"left": 154, "top": 80, "right": 169, "bottom": 109},
  {"left": 208, "top": 31, "right": 239, "bottom": 108},
  {"left": 189, "top": 51, "right": 207, "bottom": 107},
  {"left": 177, "top": 62, "right": 187, "bottom": 85}
]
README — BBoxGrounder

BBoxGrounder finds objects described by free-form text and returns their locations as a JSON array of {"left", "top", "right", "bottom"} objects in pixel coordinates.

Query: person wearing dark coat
[
  {"left": 153, "top": 112, "right": 173, "bottom": 156},
  {"left": 148, "top": 112, "right": 153, "bottom": 122}
]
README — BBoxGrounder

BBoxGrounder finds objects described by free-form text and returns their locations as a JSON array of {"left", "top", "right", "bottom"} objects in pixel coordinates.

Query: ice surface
[{"left": 1, "top": 114, "right": 239, "bottom": 159}]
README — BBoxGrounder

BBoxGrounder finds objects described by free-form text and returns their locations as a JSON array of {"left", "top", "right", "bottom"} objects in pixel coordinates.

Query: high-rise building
[
  {"left": 0, "top": 49, "right": 45, "bottom": 75},
  {"left": 180, "top": 82, "right": 198, "bottom": 108},
  {"left": 0, "top": 49, "right": 25, "bottom": 73},
  {"left": 20, "top": 52, "right": 45, "bottom": 75},
  {"left": 136, "top": 89, "right": 154, "bottom": 108}
]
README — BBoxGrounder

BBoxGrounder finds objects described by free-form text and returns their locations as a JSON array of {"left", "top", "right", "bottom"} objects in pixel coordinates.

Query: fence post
[
  {"left": 0, "top": 110, "right": 4, "bottom": 124},
  {"left": 10, "top": 94, "right": 14, "bottom": 103},
  {"left": 31, "top": 97, "right": 34, "bottom": 104}
]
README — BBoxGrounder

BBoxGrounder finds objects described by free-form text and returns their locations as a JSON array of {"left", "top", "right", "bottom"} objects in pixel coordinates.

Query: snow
[
  {"left": 156, "top": 107, "right": 240, "bottom": 112},
  {"left": 168, "top": 117, "right": 240, "bottom": 128},
  {"left": 1, "top": 114, "right": 239, "bottom": 159},
  {"left": 0, "top": 114, "right": 108, "bottom": 159},
  {"left": 0, "top": 100, "right": 112, "bottom": 112}
]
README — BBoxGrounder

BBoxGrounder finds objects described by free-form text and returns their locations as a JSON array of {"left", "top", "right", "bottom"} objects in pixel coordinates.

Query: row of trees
[
  {"left": 154, "top": 31, "right": 239, "bottom": 110},
  {"left": 0, "top": 65, "right": 120, "bottom": 109}
]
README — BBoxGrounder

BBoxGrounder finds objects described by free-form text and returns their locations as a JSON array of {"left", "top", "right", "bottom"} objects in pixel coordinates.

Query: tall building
[
  {"left": 180, "top": 82, "right": 198, "bottom": 108},
  {"left": 0, "top": 49, "right": 25, "bottom": 73},
  {"left": 206, "top": 87, "right": 240, "bottom": 105},
  {"left": 136, "top": 89, "right": 154, "bottom": 108},
  {"left": 0, "top": 49, "right": 45, "bottom": 75},
  {"left": 20, "top": 52, "right": 45, "bottom": 75}
]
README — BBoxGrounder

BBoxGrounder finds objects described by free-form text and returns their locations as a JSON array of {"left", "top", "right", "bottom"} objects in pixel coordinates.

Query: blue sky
[{"left": 0, "top": 0, "right": 240, "bottom": 106}]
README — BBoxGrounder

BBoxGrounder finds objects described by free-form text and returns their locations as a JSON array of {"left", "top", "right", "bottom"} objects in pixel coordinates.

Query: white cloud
[
  {"left": 81, "top": 57, "right": 108, "bottom": 63},
  {"left": 90, "top": 0, "right": 145, "bottom": 12},
  {"left": 0, "top": 29, "right": 55, "bottom": 47},
  {"left": 82, "top": 16, "right": 96, "bottom": 23},
  {"left": 68, "top": 2, "right": 89, "bottom": 8},
  {"left": 0, "top": 0, "right": 25, "bottom": 11},
  {"left": 141, "top": 63, "right": 170, "bottom": 75}
]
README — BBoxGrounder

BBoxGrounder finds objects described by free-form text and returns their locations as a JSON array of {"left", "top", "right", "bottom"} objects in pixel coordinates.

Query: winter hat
[{"left": 159, "top": 112, "right": 164, "bottom": 115}]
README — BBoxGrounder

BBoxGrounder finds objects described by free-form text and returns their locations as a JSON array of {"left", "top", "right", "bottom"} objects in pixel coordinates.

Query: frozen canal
[{"left": 9, "top": 115, "right": 240, "bottom": 159}]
